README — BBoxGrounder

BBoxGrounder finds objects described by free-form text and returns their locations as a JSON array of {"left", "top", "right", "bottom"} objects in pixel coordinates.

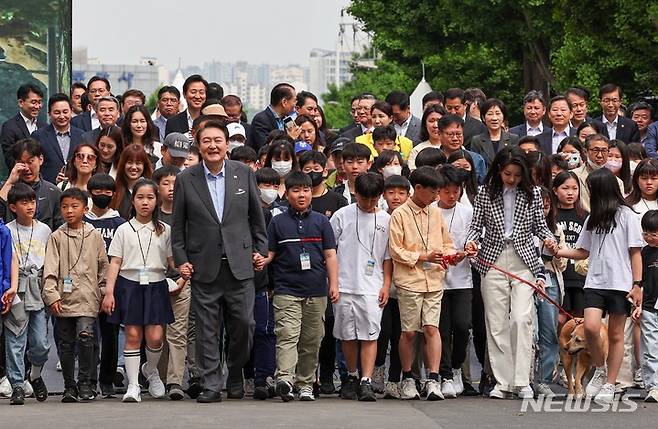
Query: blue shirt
[
  {"left": 267, "top": 207, "right": 336, "bottom": 297},
  {"left": 203, "top": 161, "right": 226, "bottom": 222},
  {"left": 0, "top": 220, "right": 12, "bottom": 297},
  {"left": 153, "top": 116, "right": 167, "bottom": 142}
]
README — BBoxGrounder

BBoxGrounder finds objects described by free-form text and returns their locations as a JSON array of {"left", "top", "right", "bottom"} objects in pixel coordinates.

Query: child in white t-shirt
[{"left": 330, "top": 172, "right": 392, "bottom": 402}]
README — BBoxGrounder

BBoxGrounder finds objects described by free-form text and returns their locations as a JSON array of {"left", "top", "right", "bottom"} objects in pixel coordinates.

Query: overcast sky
[{"left": 73, "top": 0, "right": 352, "bottom": 69}]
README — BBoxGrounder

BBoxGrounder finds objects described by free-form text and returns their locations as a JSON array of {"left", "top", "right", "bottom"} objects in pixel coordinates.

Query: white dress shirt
[
  {"left": 394, "top": 116, "right": 411, "bottom": 139},
  {"left": 91, "top": 110, "right": 100, "bottom": 130},
  {"left": 20, "top": 112, "right": 38, "bottom": 134},
  {"left": 603, "top": 115, "right": 618, "bottom": 140},
  {"left": 526, "top": 122, "right": 544, "bottom": 137},
  {"left": 502, "top": 186, "right": 517, "bottom": 240},
  {"left": 551, "top": 127, "right": 570, "bottom": 154}
]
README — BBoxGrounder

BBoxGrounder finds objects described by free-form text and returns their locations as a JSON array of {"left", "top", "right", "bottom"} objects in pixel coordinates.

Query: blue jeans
[
  {"left": 4, "top": 309, "right": 50, "bottom": 387},
  {"left": 252, "top": 290, "right": 276, "bottom": 385},
  {"left": 534, "top": 273, "right": 559, "bottom": 384},
  {"left": 641, "top": 309, "right": 658, "bottom": 391}
]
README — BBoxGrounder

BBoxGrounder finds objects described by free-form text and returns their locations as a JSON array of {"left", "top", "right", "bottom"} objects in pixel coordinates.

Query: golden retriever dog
[{"left": 559, "top": 318, "right": 609, "bottom": 396}]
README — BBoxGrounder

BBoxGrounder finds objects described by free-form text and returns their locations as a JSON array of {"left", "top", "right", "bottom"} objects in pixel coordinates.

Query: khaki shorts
[{"left": 397, "top": 288, "right": 443, "bottom": 331}]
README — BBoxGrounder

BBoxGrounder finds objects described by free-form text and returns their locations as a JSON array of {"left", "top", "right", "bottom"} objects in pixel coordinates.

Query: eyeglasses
[
  {"left": 601, "top": 98, "right": 620, "bottom": 104},
  {"left": 642, "top": 231, "right": 658, "bottom": 239},
  {"left": 587, "top": 148, "right": 609, "bottom": 155},
  {"left": 443, "top": 132, "right": 463, "bottom": 138},
  {"left": 76, "top": 153, "right": 97, "bottom": 162}
]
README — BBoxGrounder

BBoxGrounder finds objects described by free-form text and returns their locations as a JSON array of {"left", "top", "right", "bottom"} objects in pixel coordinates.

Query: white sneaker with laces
[
  {"left": 384, "top": 381, "right": 400, "bottom": 399},
  {"left": 535, "top": 383, "right": 555, "bottom": 397},
  {"left": 122, "top": 383, "right": 141, "bottom": 403},
  {"left": 441, "top": 379, "right": 457, "bottom": 398},
  {"left": 372, "top": 366, "right": 386, "bottom": 394},
  {"left": 594, "top": 383, "right": 615, "bottom": 405},
  {"left": 23, "top": 380, "right": 34, "bottom": 397},
  {"left": 425, "top": 379, "right": 444, "bottom": 401},
  {"left": 452, "top": 369, "right": 464, "bottom": 395},
  {"left": 399, "top": 378, "right": 420, "bottom": 400},
  {"left": 0, "top": 377, "right": 12, "bottom": 397},
  {"left": 141, "top": 363, "right": 166, "bottom": 398},
  {"left": 489, "top": 386, "right": 506, "bottom": 399},
  {"left": 515, "top": 385, "right": 534, "bottom": 399},
  {"left": 645, "top": 389, "right": 658, "bottom": 403},
  {"left": 299, "top": 386, "right": 315, "bottom": 401},
  {"left": 586, "top": 366, "right": 607, "bottom": 398}
]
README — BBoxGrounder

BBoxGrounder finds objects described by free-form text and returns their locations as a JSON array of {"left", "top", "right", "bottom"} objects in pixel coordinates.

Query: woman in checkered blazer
[{"left": 465, "top": 146, "right": 555, "bottom": 399}]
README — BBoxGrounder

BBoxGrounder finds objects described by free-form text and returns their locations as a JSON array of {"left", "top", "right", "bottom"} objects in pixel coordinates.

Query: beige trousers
[{"left": 158, "top": 282, "right": 191, "bottom": 385}]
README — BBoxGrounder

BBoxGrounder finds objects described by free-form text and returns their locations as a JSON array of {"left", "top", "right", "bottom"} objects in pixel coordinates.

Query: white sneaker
[
  {"left": 490, "top": 385, "right": 506, "bottom": 399},
  {"left": 399, "top": 378, "right": 420, "bottom": 400},
  {"left": 56, "top": 361, "right": 62, "bottom": 372},
  {"left": 372, "top": 365, "right": 386, "bottom": 394},
  {"left": 141, "top": 363, "right": 166, "bottom": 398},
  {"left": 244, "top": 378, "right": 255, "bottom": 397},
  {"left": 384, "top": 381, "right": 400, "bottom": 399},
  {"left": 299, "top": 386, "right": 315, "bottom": 401},
  {"left": 586, "top": 366, "right": 607, "bottom": 398},
  {"left": 645, "top": 389, "right": 658, "bottom": 403},
  {"left": 426, "top": 379, "right": 444, "bottom": 401},
  {"left": 515, "top": 385, "right": 534, "bottom": 399},
  {"left": 536, "top": 383, "right": 555, "bottom": 397},
  {"left": 0, "top": 377, "right": 12, "bottom": 397},
  {"left": 23, "top": 380, "right": 34, "bottom": 398},
  {"left": 594, "top": 383, "right": 615, "bottom": 405},
  {"left": 634, "top": 368, "right": 644, "bottom": 388},
  {"left": 452, "top": 369, "right": 464, "bottom": 395},
  {"left": 122, "top": 383, "right": 141, "bottom": 403},
  {"left": 441, "top": 379, "right": 457, "bottom": 398}
]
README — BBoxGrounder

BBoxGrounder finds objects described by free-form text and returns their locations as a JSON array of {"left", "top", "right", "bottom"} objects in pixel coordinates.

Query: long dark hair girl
[
  {"left": 552, "top": 170, "right": 587, "bottom": 219},
  {"left": 447, "top": 149, "right": 478, "bottom": 204},
  {"left": 484, "top": 146, "right": 534, "bottom": 202},
  {"left": 585, "top": 167, "right": 633, "bottom": 233},
  {"left": 626, "top": 158, "right": 658, "bottom": 206},
  {"left": 608, "top": 139, "right": 632, "bottom": 194},
  {"left": 130, "top": 179, "right": 165, "bottom": 236}
]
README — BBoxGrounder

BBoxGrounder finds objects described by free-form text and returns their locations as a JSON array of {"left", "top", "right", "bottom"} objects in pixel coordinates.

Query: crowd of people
[{"left": 0, "top": 74, "right": 657, "bottom": 407}]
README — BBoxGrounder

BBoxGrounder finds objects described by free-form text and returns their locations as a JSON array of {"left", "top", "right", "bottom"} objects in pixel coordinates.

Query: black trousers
[
  {"left": 471, "top": 268, "right": 487, "bottom": 369},
  {"left": 318, "top": 301, "right": 336, "bottom": 382},
  {"left": 192, "top": 261, "right": 255, "bottom": 393},
  {"left": 97, "top": 312, "right": 119, "bottom": 386},
  {"left": 57, "top": 316, "right": 96, "bottom": 389},
  {"left": 375, "top": 298, "right": 402, "bottom": 382},
  {"left": 439, "top": 289, "right": 472, "bottom": 379}
]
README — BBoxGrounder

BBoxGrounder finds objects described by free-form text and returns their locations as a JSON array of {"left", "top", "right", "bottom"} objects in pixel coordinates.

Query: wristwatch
[{"left": 633, "top": 280, "right": 643, "bottom": 288}]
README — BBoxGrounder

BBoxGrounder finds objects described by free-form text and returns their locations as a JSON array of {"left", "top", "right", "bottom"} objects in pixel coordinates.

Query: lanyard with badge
[
  {"left": 64, "top": 225, "right": 85, "bottom": 293},
  {"left": 130, "top": 221, "right": 153, "bottom": 285},
  {"left": 356, "top": 206, "right": 377, "bottom": 276},
  {"left": 412, "top": 208, "right": 432, "bottom": 270},
  {"left": 297, "top": 214, "right": 311, "bottom": 271},
  {"left": 14, "top": 222, "right": 34, "bottom": 292},
  {"left": 590, "top": 231, "right": 608, "bottom": 276}
]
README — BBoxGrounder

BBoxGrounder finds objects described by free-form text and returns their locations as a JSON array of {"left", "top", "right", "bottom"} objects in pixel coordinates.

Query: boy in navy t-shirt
[{"left": 263, "top": 171, "right": 338, "bottom": 402}]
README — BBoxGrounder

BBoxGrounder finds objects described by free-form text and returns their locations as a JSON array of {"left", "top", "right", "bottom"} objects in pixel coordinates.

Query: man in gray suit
[
  {"left": 172, "top": 120, "right": 268, "bottom": 403},
  {"left": 386, "top": 91, "right": 422, "bottom": 146},
  {"left": 80, "top": 96, "right": 121, "bottom": 145}
]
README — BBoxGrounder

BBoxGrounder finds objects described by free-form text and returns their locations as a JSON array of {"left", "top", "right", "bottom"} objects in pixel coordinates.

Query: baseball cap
[
  {"left": 294, "top": 141, "right": 312, "bottom": 154},
  {"left": 330, "top": 137, "right": 350, "bottom": 154},
  {"left": 201, "top": 103, "right": 228, "bottom": 118},
  {"left": 227, "top": 122, "right": 246, "bottom": 138},
  {"left": 163, "top": 132, "right": 192, "bottom": 158}
]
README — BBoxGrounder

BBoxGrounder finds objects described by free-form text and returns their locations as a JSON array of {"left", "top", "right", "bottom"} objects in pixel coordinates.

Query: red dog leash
[{"left": 463, "top": 256, "right": 577, "bottom": 321}]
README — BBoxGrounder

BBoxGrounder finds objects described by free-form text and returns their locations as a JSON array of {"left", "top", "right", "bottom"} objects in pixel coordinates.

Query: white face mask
[
  {"left": 271, "top": 160, "right": 293, "bottom": 177},
  {"left": 228, "top": 140, "right": 244, "bottom": 153},
  {"left": 382, "top": 165, "right": 402, "bottom": 179},
  {"left": 259, "top": 188, "right": 278, "bottom": 205},
  {"left": 587, "top": 158, "right": 604, "bottom": 170}
]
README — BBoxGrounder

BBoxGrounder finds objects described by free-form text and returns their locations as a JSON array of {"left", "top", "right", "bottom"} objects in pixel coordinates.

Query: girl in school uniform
[
  {"left": 101, "top": 179, "right": 183, "bottom": 403},
  {"left": 465, "top": 146, "right": 555, "bottom": 400}
]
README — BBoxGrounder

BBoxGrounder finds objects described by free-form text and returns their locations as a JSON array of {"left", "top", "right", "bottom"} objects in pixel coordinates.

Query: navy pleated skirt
[{"left": 107, "top": 276, "right": 174, "bottom": 326}]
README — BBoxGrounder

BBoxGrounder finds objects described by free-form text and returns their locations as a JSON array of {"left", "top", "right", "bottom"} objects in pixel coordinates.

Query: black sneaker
[
  {"left": 100, "top": 383, "right": 116, "bottom": 398},
  {"left": 10, "top": 385, "right": 25, "bottom": 405},
  {"left": 357, "top": 379, "right": 376, "bottom": 402},
  {"left": 340, "top": 375, "right": 358, "bottom": 400},
  {"left": 61, "top": 386, "right": 78, "bottom": 403},
  {"left": 186, "top": 377, "right": 203, "bottom": 399},
  {"left": 462, "top": 381, "right": 479, "bottom": 396},
  {"left": 30, "top": 377, "right": 48, "bottom": 402},
  {"left": 253, "top": 384, "right": 269, "bottom": 400},
  {"left": 319, "top": 378, "right": 336, "bottom": 394},
  {"left": 78, "top": 383, "right": 95, "bottom": 401},
  {"left": 167, "top": 383, "right": 185, "bottom": 401},
  {"left": 276, "top": 380, "right": 294, "bottom": 402}
]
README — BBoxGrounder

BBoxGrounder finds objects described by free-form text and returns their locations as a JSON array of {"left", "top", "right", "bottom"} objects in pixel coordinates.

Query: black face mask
[
  {"left": 91, "top": 194, "right": 112, "bottom": 209},
  {"left": 308, "top": 171, "right": 325, "bottom": 188}
]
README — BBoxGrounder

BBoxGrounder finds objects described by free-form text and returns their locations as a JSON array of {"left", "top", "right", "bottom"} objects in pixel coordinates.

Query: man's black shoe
[
  {"left": 197, "top": 389, "right": 222, "bottom": 403},
  {"left": 30, "top": 377, "right": 48, "bottom": 402}
]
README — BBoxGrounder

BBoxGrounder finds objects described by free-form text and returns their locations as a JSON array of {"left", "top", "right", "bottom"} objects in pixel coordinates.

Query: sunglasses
[{"left": 76, "top": 153, "right": 97, "bottom": 162}]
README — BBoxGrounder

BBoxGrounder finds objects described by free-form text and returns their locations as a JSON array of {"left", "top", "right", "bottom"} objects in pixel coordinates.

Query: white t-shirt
[
  {"left": 108, "top": 218, "right": 172, "bottom": 283},
  {"left": 576, "top": 206, "right": 644, "bottom": 292},
  {"left": 7, "top": 220, "right": 51, "bottom": 269},
  {"left": 330, "top": 204, "right": 391, "bottom": 295},
  {"left": 439, "top": 202, "right": 473, "bottom": 290},
  {"left": 632, "top": 198, "right": 658, "bottom": 219}
]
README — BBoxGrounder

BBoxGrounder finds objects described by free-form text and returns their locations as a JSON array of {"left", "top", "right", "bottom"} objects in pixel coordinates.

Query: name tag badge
[
  {"left": 63, "top": 276, "right": 73, "bottom": 293},
  {"left": 300, "top": 252, "right": 311, "bottom": 271},
  {"left": 139, "top": 267, "right": 150, "bottom": 286},
  {"left": 591, "top": 259, "right": 603, "bottom": 276},
  {"left": 365, "top": 259, "right": 375, "bottom": 276},
  {"left": 423, "top": 261, "right": 433, "bottom": 271}
]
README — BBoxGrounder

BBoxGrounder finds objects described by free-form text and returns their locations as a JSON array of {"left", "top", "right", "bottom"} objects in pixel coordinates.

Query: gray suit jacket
[
  {"left": 405, "top": 115, "right": 422, "bottom": 146},
  {"left": 469, "top": 131, "right": 520, "bottom": 167},
  {"left": 171, "top": 159, "right": 267, "bottom": 283}
]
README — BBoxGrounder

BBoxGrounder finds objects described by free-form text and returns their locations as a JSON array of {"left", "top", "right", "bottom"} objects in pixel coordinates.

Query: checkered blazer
[{"left": 466, "top": 185, "right": 554, "bottom": 277}]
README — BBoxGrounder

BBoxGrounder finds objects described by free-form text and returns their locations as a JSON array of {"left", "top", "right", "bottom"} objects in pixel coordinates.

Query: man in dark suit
[
  {"left": 534, "top": 95, "right": 578, "bottom": 154},
  {"left": 80, "top": 96, "right": 121, "bottom": 145},
  {"left": 1, "top": 83, "right": 47, "bottom": 172},
  {"left": 172, "top": 120, "right": 267, "bottom": 403},
  {"left": 165, "top": 74, "right": 208, "bottom": 139},
  {"left": 338, "top": 96, "right": 362, "bottom": 135},
  {"left": 31, "top": 93, "right": 84, "bottom": 184},
  {"left": 565, "top": 86, "right": 592, "bottom": 129},
  {"left": 339, "top": 94, "right": 376, "bottom": 142},
  {"left": 386, "top": 90, "right": 422, "bottom": 146},
  {"left": 595, "top": 83, "right": 640, "bottom": 144},
  {"left": 443, "top": 88, "right": 487, "bottom": 149},
  {"left": 251, "top": 83, "right": 297, "bottom": 151},
  {"left": 220, "top": 95, "right": 253, "bottom": 148},
  {"left": 71, "top": 75, "right": 112, "bottom": 132},
  {"left": 509, "top": 90, "right": 547, "bottom": 138}
]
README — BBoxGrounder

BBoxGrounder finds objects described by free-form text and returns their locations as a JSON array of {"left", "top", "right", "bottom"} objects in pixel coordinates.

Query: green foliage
[{"left": 146, "top": 85, "right": 161, "bottom": 113}]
